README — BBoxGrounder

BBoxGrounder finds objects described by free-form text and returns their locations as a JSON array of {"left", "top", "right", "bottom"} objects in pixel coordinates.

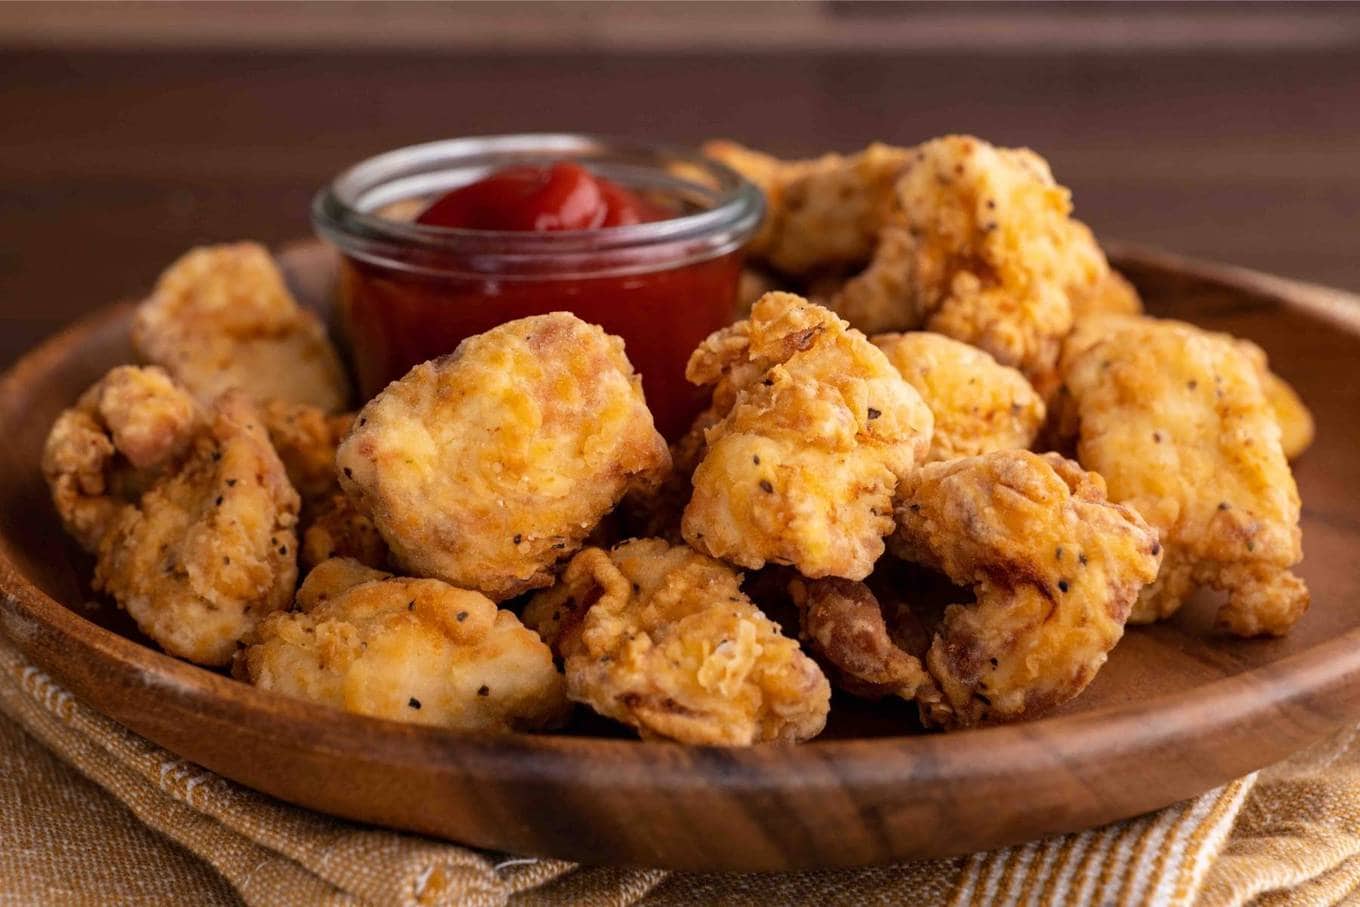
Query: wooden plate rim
[{"left": 1, "top": 242, "right": 1358, "bottom": 794}]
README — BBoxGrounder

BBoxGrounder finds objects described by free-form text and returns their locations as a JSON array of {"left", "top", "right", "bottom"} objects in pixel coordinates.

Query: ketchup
[
  {"left": 417, "top": 162, "right": 666, "bottom": 231},
  {"left": 340, "top": 161, "right": 743, "bottom": 440}
]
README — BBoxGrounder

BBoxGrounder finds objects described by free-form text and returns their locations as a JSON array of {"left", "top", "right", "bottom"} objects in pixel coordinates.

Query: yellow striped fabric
[{"left": 0, "top": 632, "right": 1355, "bottom": 907}]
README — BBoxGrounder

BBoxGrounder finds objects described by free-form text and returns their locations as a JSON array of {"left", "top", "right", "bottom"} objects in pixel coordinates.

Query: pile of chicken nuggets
[{"left": 42, "top": 134, "right": 1313, "bottom": 746}]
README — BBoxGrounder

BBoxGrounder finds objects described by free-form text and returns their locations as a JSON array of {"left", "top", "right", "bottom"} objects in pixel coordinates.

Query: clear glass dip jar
[{"left": 312, "top": 134, "right": 763, "bottom": 439}]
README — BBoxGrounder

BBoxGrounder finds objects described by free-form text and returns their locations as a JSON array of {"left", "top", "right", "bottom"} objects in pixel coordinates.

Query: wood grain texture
[
  {"left": 0, "top": 243, "right": 1358, "bottom": 871},
  {"left": 2, "top": 44, "right": 1359, "bottom": 373}
]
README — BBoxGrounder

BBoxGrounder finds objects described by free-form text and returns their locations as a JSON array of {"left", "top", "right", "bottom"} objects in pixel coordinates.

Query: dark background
[{"left": 3, "top": 1, "right": 1359, "bottom": 368}]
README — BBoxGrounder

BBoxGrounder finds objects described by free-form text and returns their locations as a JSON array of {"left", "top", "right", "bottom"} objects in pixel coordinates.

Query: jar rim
[{"left": 311, "top": 133, "right": 763, "bottom": 278}]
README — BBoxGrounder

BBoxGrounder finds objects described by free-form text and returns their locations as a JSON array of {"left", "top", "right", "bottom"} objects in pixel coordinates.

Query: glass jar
[{"left": 312, "top": 134, "right": 763, "bottom": 439}]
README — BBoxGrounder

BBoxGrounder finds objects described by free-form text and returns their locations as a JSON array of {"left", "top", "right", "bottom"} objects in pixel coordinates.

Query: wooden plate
[{"left": 1, "top": 241, "right": 1358, "bottom": 872}]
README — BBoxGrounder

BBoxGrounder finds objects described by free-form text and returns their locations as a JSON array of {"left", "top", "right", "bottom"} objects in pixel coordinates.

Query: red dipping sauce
[{"left": 313, "top": 137, "right": 763, "bottom": 440}]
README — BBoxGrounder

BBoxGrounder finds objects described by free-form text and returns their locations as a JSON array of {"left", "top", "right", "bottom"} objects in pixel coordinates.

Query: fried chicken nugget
[
  {"left": 872, "top": 331, "right": 1045, "bottom": 462},
  {"left": 241, "top": 558, "right": 568, "bottom": 732},
  {"left": 132, "top": 243, "right": 350, "bottom": 411},
  {"left": 259, "top": 401, "right": 388, "bottom": 571},
  {"left": 337, "top": 312, "right": 671, "bottom": 601},
  {"left": 43, "top": 374, "right": 301, "bottom": 665},
  {"left": 789, "top": 576, "right": 937, "bottom": 706},
  {"left": 42, "top": 365, "right": 201, "bottom": 552},
  {"left": 523, "top": 539, "right": 830, "bottom": 745},
  {"left": 704, "top": 140, "right": 910, "bottom": 277},
  {"left": 889, "top": 451, "right": 1162, "bottom": 728},
  {"left": 1058, "top": 316, "right": 1308, "bottom": 635},
  {"left": 681, "top": 293, "right": 933, "bottom": 580},
  {"left": 1229, "top": 339, "right": 1315, "bottom": 460},
  {"left": 832, "top": 135, "right": 1108, "bottom": 394},
  {"left": 1070, "top": 268, "right": 1144, "bottom": 319}
]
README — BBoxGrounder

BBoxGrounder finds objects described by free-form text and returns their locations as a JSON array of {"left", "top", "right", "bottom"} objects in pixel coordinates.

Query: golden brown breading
[
  {"left": 132, "top": 243, "right": 349, "bottom": 411},
  {"left": 523, "top": 539, "right": 830, "bottom": 745},
  {"left": 337, "top": 312, "right": 671, "bottom": 601},
  {"left": 832, "top": 135, "right": 1108, "bottom": 395},
  {"left": 789, "top": 576, "right": 937, "bottom": 705},
  {"left": 872, "top": 331, "right": 1044, "bottom": 461},
  {"left": 890, "top": 451, "right": 1161, "bottom": 728},
  {"left": 242, "top": 558, "right": 568, "bottom": 732},
  {"left": 1070, "top": 268, "right": 1144, "bottom": 319},
  {"left": 1057, "top": 315, "right": 1316, "bottom": 463},
  {"left": 1260, "top": 369, "right": 1315, "bottom": 460},
  {"left": 42, "top": 365, "right": 201, "bottom": 552},
  {"left": 260, "top": 400, "right": 354, "bottom": 502},
  {"left": 92, "top": 390, "right": 299, "bottom": 666},
  {"left": 681, "top": 293, "right": 933, "bottom": 579},
  {"left": 704, "top": 140, "right": 910, "bottom": 277},
  {"left": 618, "top": 406, "right": 721, "bottom": 543},
  {"left": 299, "top": 492, "right": 388, "bottom": 572},
  {"left": 1058, "top": 316, "right": 1308, "bottom": 636},
  {"left": 257, "top": 401, "right": 388, "bottom": 572},
  {"left": 1228, "top": 338, "right": 1315, "bottom": 460}
]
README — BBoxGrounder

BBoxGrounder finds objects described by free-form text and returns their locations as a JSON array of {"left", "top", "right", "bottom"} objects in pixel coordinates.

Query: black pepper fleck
[
  {"left": 343, "top": 467, "right": 353, "bottom": 478},
  {"left": 867, "top": 408, "right": 882, "bottom": 420},
  {"left": 1078, "top": 552, "right": 1089, "bottom": 566},
  {"left": 408, "top": 697, "right": 421, "bottom": 710},
  {"left": 477, "top": 685, "right": 490, "bottom": 697},
  {"left": 214, "top": 496, "right": 223, "bottom": 506},
  {"left": 752, "top": 455, "right": 760, "bottom": 465},
  {"left": 513, "top": 534, "right": 522, "bottom": 545},
  {"left": 456, "top": 610, "right": 468, "bottom": 622},
  {"left": 1218, "top": 501, "right": 1230, "bottom": 511},
  {"left": 226, "top": 478, "right": 237, "bottom": 487},
  {"left": 1058, "top": 580, "right": 1069, "bottom": 593},
  {"left": 759, "top": 480, "right": 774, "bottom": 493},
  {"left": 408, "top": 600, "right": 415, "bottom": 610}
]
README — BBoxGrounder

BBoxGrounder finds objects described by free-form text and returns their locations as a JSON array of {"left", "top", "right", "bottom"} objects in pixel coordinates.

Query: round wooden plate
[{"left": 1, "top": 241, "right": 1358, "bottom": 872}]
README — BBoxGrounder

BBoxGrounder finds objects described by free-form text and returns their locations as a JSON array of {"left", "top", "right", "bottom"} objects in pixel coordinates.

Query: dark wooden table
[{"left": 2, "top": 46, "right": 1358, "bottom": 368}]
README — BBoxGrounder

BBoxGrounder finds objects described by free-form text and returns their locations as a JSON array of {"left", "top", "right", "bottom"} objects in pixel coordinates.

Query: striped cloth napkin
[{"left": 1, "top": 630, "right": 1356, "bottom": 906}]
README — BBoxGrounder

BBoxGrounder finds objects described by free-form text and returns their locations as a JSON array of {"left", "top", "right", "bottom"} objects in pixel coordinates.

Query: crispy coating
[
  {"left": 891, "top": 451, "right": 1161, "bottom": 728},
  {"left": 337, "top": 312, "right": 671, "bottom": 601},
  {"left": 1260, "top": 369, "right": 1315, "bottom": 460},
  {"left": 704, "top": 140, "right": 910, "bottom": 277},
  {"left": 790, "top": 576, "right": 937, "bottom": 705},
  {"left": 299, "top": 492, "right": 388, "bottom": 572},
  {"left": 832, "top": 135, "right": 1108, "bottom": 394},
  {"left": 523, "top": 539, "right": 830, "bottom": 745},
  {"left": 1070, "top": 268, "right": 1144, "bottom": 319},
  {"left": 132, "top": 243, "right": 349, "bottom": 411},
  {"left": 260, "top": 400, "right": 354, "bottom": 502},
  {"left": 1058, "top": 316, "right": 1308, "bottom": 636},
  {"left": 92, "top": 390, "right": 299, "bottom": 665},
  {"left": 258, "top": 401, "right": 387, "bottom": 571},
  {"left": 619, "top": 406, "right": 721, "bottom": 543},
  {"left": 1229, "top": 338, "right": 1315, "bottom": 460},
  {"left": 682, "top": 293, "right": 933, "bottom": 579},
  {"left": 242, "top": 558, "right": 568, "bottom": 732},
  {"left": 873, "top": 331, "right": 1044, "bottom": 461},
  {"left": 42, "top": 365, "right": 201, "bottom": 552}
]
